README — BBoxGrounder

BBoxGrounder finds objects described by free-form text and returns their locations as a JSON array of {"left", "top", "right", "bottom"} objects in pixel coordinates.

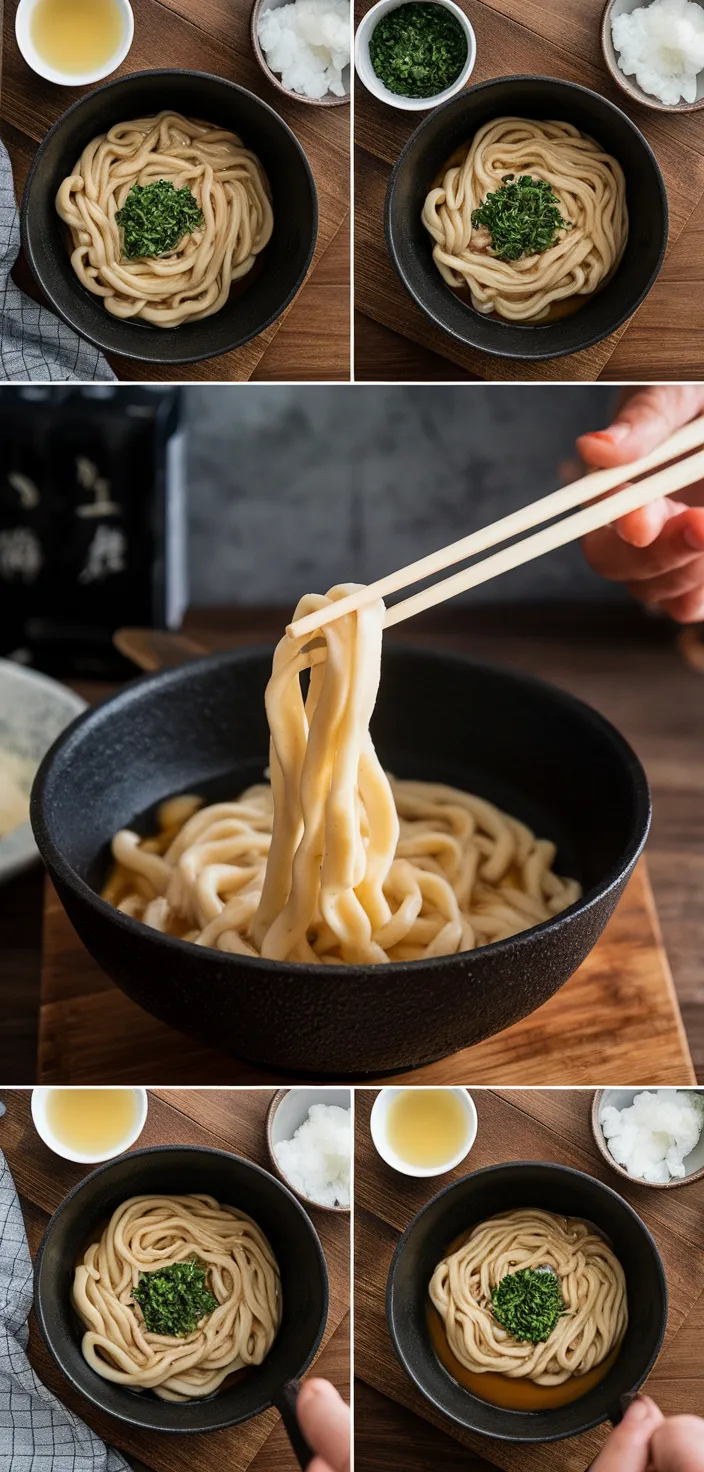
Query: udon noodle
[
  {"left": 104, "top": 585, "right": 581, "bottom": 963},
  {"left": 429, "top": 1209, "right": 627, "bottom": 1386},
  {"left": 73, "top": 1194, "right": 281, "bottom": 1400},
  {"left": 421, "top": 119, "right": 628, "bottom": 322},
  {"left": 56, "top": 112, "right": 274, "bottom": 327}
]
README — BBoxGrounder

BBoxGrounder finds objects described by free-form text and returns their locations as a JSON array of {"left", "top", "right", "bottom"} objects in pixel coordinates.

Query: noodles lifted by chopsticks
[
  {"left": 422, "top": 119, "right": 627, "bottom": 322},
  {"left": 56, "top": 111, "right": 274, "bottom": 327},
  {"left": 429, "top": 1209, "right": 628, "bottom": 1385},
  {"left": 73, "top": 1194, "right": 281, "bottom": 1400},
  {"left": 105, "top": 585, "right": 580, "bottom": 964}
]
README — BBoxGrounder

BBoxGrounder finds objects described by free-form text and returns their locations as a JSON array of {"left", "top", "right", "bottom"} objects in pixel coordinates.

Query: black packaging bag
[{"left": 0, "top": 386, "right": 186, "bottom": 678}]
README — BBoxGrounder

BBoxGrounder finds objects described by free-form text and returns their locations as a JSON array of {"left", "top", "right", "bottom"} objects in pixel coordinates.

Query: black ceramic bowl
[
  {"left": 21, "top": 70, "right": 318, "bottom": 366},
  {"left": 387, "top": 1162, "right": 668, "bottom": 1443},
  {"left": 385, "top": 76, "right": 668, "bottom": 361},
  {"left": 34, "top": 1144, "right": 329, "bottom": 1433},
  {"left": 31, "top": 644, "right": 650, "bottom": 1077}
]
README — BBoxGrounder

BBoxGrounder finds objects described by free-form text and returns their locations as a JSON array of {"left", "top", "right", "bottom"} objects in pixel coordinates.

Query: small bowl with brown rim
[
  {"left": 601, "top": 0, "right": 704, "bottom": 113},
  {"left": 592, "top": 1088, "right": 704, "bottom": 1189},
  {"left": 251, "top": 0, "right": 350, "bottom": 107},
  {"left": 266, "top": 1088, "right": 351, "bottom": 1213}
]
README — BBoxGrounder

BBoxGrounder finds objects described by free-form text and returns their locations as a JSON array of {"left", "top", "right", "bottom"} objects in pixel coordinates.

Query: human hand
[
  {"left": 296, "top": 1378, "right": 351, "bottom": 1472},
  {"left": 590, "top": 1395, "right": 704, "bottom": 1471},
  {"left": 578, "top": 385, "right": 704, "bottom": 623}
]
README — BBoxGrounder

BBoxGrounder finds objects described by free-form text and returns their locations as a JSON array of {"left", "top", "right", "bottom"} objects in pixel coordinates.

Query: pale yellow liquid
[
  {"left": 386, "top": 1089, "right": 469, "bottom": 1168},
  {"left": 30, "top": 0, "right": 124, "bottom": 74},
  {"left": 45, "top": 1089, "right": 138, "bottom": 1154}
]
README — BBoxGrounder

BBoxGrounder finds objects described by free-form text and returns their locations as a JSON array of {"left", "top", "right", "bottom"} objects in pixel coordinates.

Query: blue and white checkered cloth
[
  {"left": 0, "top": 140, "right": 115, "bottom": 382},
  {"left": 0, "top": 1150, "right": 130, "bottom": 1471}
]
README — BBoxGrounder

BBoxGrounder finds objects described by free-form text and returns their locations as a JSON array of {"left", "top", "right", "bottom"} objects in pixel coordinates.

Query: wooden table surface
[
  {"left": 2, "top": 603, "right": 704, "bottom": 1084},
  {"left": 354, "top": 1086, "right": 704, "bottom": 1472},
  {"left": 0, "top": 1086, "right": 350, "bottom": 1472},
  {"left": 1, "top": 0, "right": 350, "bottom": 382},
  {"left": 354, "top": 0, "right": 704, "bottom": 383}
]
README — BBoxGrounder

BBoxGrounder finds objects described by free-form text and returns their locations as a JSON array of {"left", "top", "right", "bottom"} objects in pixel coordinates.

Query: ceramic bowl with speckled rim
[{"left": 0, "top": 660, "right": 86, "bottom": 886}]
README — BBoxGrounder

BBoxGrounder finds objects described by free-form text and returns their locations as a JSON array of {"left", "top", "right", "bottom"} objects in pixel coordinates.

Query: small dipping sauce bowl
[
  {"left": 31, "top": 1086, "right": 148, "bottom": 1164},
  {"left": 15, "top": 0, "right": 134, "bottom": 87},
  {"left": 370, "top": 1087, "right": 477, "bottom": 1178}
]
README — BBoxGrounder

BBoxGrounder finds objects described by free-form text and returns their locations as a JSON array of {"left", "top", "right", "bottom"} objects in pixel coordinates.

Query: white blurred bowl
[
  {"left": 592, "top": 1087, "right": 704, "bottom": 1189},
  {"left": 370, "top": 1086, "right": 477, "bottom": 1177},
  {"left": 355, "top": 0, "right": 475, "bottom": 111},
  {"left": 0, "top": 661, "right": 86, "bottom": 886},
  {"left": 266, "top": 1087, "right": 351, "bottom": 1212}
]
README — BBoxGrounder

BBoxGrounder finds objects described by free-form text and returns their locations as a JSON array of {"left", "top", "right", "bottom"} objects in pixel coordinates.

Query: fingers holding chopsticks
[
  {"left": 577, "top": 386, "right": 704, "bottom": 469},
  {"left": 577, "top": 388, "right": 704, "bottom": 622}
]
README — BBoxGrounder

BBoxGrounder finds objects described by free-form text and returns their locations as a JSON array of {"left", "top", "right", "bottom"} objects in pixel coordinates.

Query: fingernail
[
  {"left": 684, "top": 524, "right": 704, "bottom": 551},
  {"left": 300, "top": 1379, "right": 334, "bottom": 1404},
  {"left": 624, "top": 1395, "right": 655, "bottom": 1423},
  {"left": 602, "top": 423, "right": 631, "bottom": 444}
]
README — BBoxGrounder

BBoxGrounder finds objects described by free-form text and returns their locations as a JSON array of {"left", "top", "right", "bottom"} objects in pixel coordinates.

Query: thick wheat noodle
[
  {"left": 421, "top": 118, "right": 628, "bottom": 322},
  {"left": 56, "top": 112, "right": 274, "bottom": 327},
  {"left": 72, "top": 1194, "right": 281, "bottom": 1401},
  {"left": 105, "top": 586, "right": 580, "bottom": 964},
  {"left": 429, "top": 1209, "right": 627, "bottom": 1386}
]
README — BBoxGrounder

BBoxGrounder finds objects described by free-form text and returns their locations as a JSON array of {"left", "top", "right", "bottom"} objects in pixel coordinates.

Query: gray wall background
[{"left": 185, "top": 385, "right": 621, "bottom": 606}]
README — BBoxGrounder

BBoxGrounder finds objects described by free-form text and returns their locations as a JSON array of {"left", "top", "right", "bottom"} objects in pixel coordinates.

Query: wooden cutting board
[
  {"left": 354, "top": 0, "right": 704, "bottom": 382},
  {"left": 0, "top": 1088, "right": 350, "bottom": 1472},
  {"left": 354, "top": 1088, "right": 704, "bottom": 1472},
  {"left": 37, "top": 857, "right": 695, "bottom": 1084},
  {"left": 2, "top": 0, "right": 349, "bottom": 383}
]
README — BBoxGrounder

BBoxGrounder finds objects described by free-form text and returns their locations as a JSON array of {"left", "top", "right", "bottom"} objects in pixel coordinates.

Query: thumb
[
  {"left": 649, "top": 1416, "right": 704, "bottom": 1471},
  {"left": 590, "top": 1396, "right": 664, "bottom": 1472},
  {"left": 576, "top": 387, "right": 704, "bottom": 468},
  {"left": 297, "top": 1379, "right": 351, "bottom": 1472}
]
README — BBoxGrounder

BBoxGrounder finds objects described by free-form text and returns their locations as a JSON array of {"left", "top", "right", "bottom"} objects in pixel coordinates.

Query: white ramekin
[
  {"left": 31, "top": 1087, "right": 148, "bottom": 1164},
  {"left": 15, "top": 0, "right": 134, "bottom": 87},
  {"left": 355, "top": 0, "right": 476, "bottom": 112},
  {"left": 370, "top": 1086, "right": 478, "bottom": 1177}
]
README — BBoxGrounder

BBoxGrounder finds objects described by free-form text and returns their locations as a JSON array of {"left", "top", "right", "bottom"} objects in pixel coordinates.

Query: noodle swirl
[
  {"left": 56, "top": 112, "right": 274, "bottom": 327},
  {"left": 73, "top": 1194, "right": 281, "bottom": 1400},
  {"left": 104, "top": 587, "right": 580, "bottom": 963},
  {"left": 429, "top": 1209, "right": 627, "bottom": 1385},
  {"left": 422, "top": 118, "right": 628, "bottom": 322}
]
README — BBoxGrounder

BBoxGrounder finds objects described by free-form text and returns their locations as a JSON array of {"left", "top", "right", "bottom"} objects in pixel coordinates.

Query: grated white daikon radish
[
  {"left": 274, "top": 1102, "right": 351, "bottom": 1206},
  {"left": 600, "top": 1088, "right": 704, "bottom": 1183},
  {"left": 257, "top": 0, "right": 350, "bottom": 100},
  {"left": 611, "top": 0, "right": 704, "bottom": 106}
]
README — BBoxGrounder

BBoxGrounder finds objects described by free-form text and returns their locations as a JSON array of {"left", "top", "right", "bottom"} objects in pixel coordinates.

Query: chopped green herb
[
  {"left": 115, "top": 179, "right": 204, "bottom": 260},
  {"left": 471, "top": 174, "right": 571, "bottom": 262},
  {"left": 368, "top": 3, "right": 468, "bottom": 99},
  {"left": 132, "top": 1259, "right": 218, "bottom": 1337},
  {"left": 491, "top": 1267, "right": 566, "bottom": 1344}
]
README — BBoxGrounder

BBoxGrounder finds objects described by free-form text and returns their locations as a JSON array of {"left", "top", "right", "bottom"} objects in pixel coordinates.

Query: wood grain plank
[
  {"left": 354, "top": 0, "right": 704, "bottom": 382},
  {"left": 354, "top": 1088, "right": 704, "bottom": 1471},
  {"left": 1, "top": 0, "right": 350, "bottom": 382},
  {"left": 0, "top": 1088, "right": 350, "bottom": 1472}
]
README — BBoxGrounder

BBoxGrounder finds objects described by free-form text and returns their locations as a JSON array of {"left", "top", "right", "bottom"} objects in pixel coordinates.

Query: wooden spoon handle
[{"left": 113, "top": 627, "right": 209, "bottom": 673}]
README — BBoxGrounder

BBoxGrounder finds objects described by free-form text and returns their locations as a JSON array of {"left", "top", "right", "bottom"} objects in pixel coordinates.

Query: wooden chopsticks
[{"left": 287, "top": 415, "right": 704, "bottom": 641}]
